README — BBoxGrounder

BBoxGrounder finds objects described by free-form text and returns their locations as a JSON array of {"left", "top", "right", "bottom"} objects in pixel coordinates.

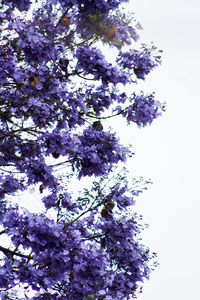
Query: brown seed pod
[
  {"left": 106, "top": 26, "right": 117, "bottom": 39},
  {"left": 29, "top": 76, "right": 40, "bottom": 87},
  {"left": 61, "top": 17, "right": 70, "bottom": 28},
  {"left": 52, "top": 152, "right": 60, "bottom": 159},
  {"left": 16, "top": 81, "right": 23, "bottom": 90},
  {"left": 105, "top": 202, "right": 115, "bottom": 211},
  {"left": 70, "top": 272, "right": 74, "bottom": 280},
  {"left": 59, "top": 59, "right": 69, "bottom": 71},
  {"left": 101, "top": 208, "right": 112, "bottom": 220},
  {"left": 101, "top": 209, "right": 110, "bottom": 219},
  {"left": 92, "top": 121, "right": 103, "bottom": 131},
  {"left": 39, "top": 184, "right": 44, "bottom": 194}
]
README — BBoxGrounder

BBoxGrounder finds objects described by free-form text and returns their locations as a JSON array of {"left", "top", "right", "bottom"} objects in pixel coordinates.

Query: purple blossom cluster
[
  {"left": 121, "top": 94, "right": 164, "bottom": 127},
  {"left": 2, "top": 0, "right": 31, "bottom": 12},
  {"left": 76, "top": 46, "right": 129, "bottom": 85},
  {"left": 84, "top": 85, "right": 127, "bottom": 116},
  {"left": 25, "top": 158, "right": 57, "bottom": 188},
  {"left": 44, "top": 128, "right": 129, "bottom": 178},
  {"left": 0, "top": 0, "right": 31, "bottom": 28},
  {"left": 0, "top": 173, "right": 154, "bottom": 299},
  {"left": 11, "top": 13, "right": 67, "bottom": 65},
  {"left": 117, "top": 49, "right": 161, "bottom": 79},
  {"left": 0, "top": 175, "right": 24, "bottom": 200},
  {"left": 57, "top": 0, "right": 129, "bottom": 13},
  {"left": 0, "top": 0, "right": 163, "bottom": 298},
  {"left": 74, "top": 8, "right": 140, "bottom": 48},
  {"left": 102, "top": 11, "right": 141, "bottom": 48},
  {"left": 77, "top": 0, "right": 129, "bottom": 13}
]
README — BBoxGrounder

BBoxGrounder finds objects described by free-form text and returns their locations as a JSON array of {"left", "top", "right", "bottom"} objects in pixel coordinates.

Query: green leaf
[
  {"left": 50, "top": 97, "right": 60, "bottom": 104},
  {"left": 88, "top": 13, "right": 103, "bottom": 21},
  {"left": 114, "top": 40, "right": 123, "bottom": 47},
  {"left": 87, "top": 112, "right": 97, "bottom": 117},
  {"left": 87, "top": 23, "right": 97, "bottom": 33},
  {"left": 99, "top": 22, "right": 107, "bottom": 31},
  {"left": 88, "top": 14, "right": 98, "bottom": 21}
]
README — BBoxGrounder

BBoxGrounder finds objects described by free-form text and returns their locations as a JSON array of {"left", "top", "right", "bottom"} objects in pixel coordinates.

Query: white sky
[{"left": 118, "top": 0, "right": 200, "bottom": 299}]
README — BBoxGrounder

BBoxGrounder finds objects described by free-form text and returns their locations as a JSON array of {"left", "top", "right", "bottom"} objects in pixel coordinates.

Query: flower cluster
[
  {"left": 102, "top": 10, "right": 141, "bottom": 48},
  {"left": 84, "top": 85, "right": 127, "bottom": 115},
  {"left": 0, "top": 172, "right": 154, "bottom": 299},
  {"left": 0, "top": 0, "right": 162, "bottom": 298},
  {"left": 44, "top": 128, "right": 129, "bottom": 178},
  {"left": 3, "top": 0, "right": 31, "bottom": 11},
  {"left": 76, "top": 46, "right": 129, "bottom": 85},
  {"left": 117, "top": 49, "right": 161, "bottom": 79},
  {"left": 123, "top": 94, "right": 164, "bottom": 127},
  {"left": 57, "top": 0, "right": 129, "bottom": 13},
  {"left": 0, "top": 175, "right": 24, "bottom": 200},
  {"left": 112, "top": 93, "right": 164, "bottom": 127},
  {"left": 25, "top": 158, "right": 57, "bottom": 188}
]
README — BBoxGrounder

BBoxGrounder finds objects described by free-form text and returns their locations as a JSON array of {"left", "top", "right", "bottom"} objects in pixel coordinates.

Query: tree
[{"left": 0, "top": 1, "right": 164, "bottom": 299}]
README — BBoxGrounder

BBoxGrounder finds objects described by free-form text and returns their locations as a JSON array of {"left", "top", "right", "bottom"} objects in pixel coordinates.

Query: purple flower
[
  {"left": 26, "top": 158, "right": 57, "bottom": 188},
  {"left": 43, "top": 128, "right": 129, "bottom": 178},
  {"left": 117, "top": 49, "right": 161, "bottom": 79},
  {"left": 76, "top": 47, "right": 129, "bottom": 85},
  {"left": 0, "top": 175, "right": 24, "bottom": 199},
  {"left": 3, "top": 0, "right": 31, "bottom": 11},
  {"left": 123, "top": 94, "right": 164, "bottom": 127},
  {"left": 0, "top": 1, "right": 162, "bottom": 298}
]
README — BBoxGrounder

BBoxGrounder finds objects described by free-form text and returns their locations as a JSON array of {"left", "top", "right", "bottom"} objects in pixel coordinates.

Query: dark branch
[{"left": 0, "top": 245, "right": 33, "bottom": 259}]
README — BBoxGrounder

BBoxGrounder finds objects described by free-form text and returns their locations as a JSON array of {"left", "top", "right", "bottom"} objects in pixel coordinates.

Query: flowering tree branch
[{"left": 0, "top": 0, "right": 163, "bottom": 298}]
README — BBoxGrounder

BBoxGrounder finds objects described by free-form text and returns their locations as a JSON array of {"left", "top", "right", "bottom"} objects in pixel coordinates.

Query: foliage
[{"left": 0, "top": 0, "right": 163, "bottom": 299}]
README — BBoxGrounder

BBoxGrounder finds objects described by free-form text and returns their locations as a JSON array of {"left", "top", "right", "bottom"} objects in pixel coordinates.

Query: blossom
[
  {"left": 43, "top": 128, "right": 129, "bottom": 178},
  {"left": 76, "top": 46, "right": 129, "bottom": 85},
  {"left": 0, "top": 0, "right": 162, "bottom": 298},
  {"left": 123, "top": 94, "right": 164, "bottom": 127},
  {"left": 117, "top": 49, "right": 161, "bottom": 79},
  {"left": 0, "top": 175, "right": 24, "bottom": 199},
  {"left": 2, "top": 0, "right": 31, "bottom": 11}
]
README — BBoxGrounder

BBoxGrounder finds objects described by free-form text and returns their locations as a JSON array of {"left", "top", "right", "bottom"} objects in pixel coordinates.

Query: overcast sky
[{"left": 119, "top": 0, "right": 200, "bottom": 299}]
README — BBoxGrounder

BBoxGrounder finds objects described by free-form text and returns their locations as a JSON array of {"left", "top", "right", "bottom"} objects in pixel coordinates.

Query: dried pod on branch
[{"left": 106, "top": 26, "right": 117, "bottom": 39}]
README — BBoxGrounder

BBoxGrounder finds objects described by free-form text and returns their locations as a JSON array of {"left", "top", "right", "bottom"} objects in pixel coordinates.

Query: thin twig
[{"left": 0, "top": 245, "right": 33, "bottom": 259}]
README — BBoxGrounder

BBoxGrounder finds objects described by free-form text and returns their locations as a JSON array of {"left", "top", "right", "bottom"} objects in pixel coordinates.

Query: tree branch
[
  {"left": 0, "top": 245, "right": 33, "bottom": 259},
  {"left": 82, "top": 232, "right": 107, "bottom": 241},
  {"left": 86, "top": 104, "right": 133, "bottom": 120},
  {"left": 0, "top": 229, "right": 7, "bottom": 235},
  {"left": 76, "top": 74, "right": 95, "bottom": 81}
]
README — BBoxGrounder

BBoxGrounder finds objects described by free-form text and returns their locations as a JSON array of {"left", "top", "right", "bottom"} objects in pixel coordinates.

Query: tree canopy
[{"left": 0, "top": 1, "right": 164, "bottom": 299}]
